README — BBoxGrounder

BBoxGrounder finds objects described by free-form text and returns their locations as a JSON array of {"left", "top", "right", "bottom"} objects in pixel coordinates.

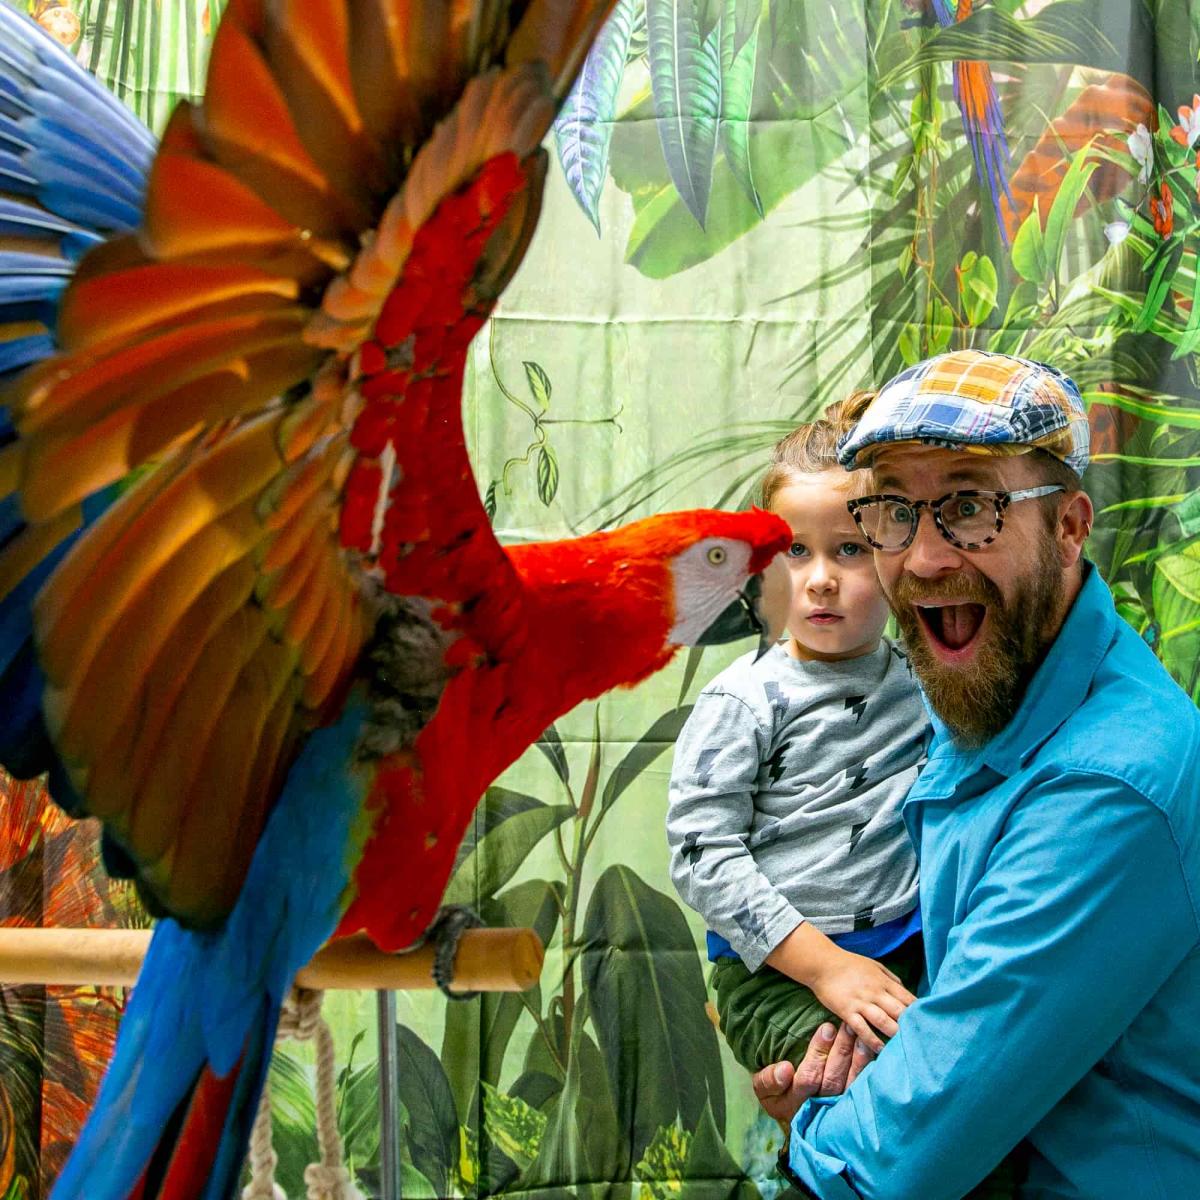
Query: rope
[{"left": 242, "top": 988, "right": 365, "bottom": 1200}]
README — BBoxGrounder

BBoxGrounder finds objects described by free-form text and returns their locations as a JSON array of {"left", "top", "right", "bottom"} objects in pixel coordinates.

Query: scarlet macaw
[
  {"left": 930, "top": 0, "right": 1015, "bottom": 242},
  {"left": 0, "top": 4, "right": 792, "bottom": 1197}
]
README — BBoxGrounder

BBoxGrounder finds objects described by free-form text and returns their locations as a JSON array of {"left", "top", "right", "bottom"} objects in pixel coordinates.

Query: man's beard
[{"left": 887, "top": 533, "right": 1064, "bottom": 747}]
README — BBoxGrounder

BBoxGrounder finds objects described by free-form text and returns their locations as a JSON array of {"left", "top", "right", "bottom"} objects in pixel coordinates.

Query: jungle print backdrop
[{"left": 2, "top": 0, "right": 1199, "bottom": 1197}]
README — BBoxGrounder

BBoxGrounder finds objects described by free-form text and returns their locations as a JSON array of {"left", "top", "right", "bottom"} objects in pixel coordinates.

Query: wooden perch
[{"left": 0, "top": 927, "right": 543, "bottom": 993}]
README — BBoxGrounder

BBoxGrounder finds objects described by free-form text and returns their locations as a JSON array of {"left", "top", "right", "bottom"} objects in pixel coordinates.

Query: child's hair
[{"left": 760, "top": 390, "right": 876, "bottom": 510}]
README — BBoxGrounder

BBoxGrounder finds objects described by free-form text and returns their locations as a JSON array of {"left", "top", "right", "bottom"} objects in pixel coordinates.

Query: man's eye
[{"left": 788, "top": 543, "right": 808, "bottom": 558}]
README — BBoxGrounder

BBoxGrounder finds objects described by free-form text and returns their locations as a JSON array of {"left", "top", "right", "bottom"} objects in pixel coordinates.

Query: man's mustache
[{"left": 890, "top": 571, "right": 1003, "bottom": 609}]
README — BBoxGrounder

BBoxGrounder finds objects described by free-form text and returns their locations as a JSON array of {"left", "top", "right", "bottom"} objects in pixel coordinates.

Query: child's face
[{"left": 770, "top": 471, "right": 891, "bottom": 661}]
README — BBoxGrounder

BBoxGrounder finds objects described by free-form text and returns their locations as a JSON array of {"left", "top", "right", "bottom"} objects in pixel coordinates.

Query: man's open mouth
[{"left": 916, "top": 601, "right": 987, "bottom": 657}]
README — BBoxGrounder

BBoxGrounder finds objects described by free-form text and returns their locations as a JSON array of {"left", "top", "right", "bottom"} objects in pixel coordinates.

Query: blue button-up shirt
[{"left": 787, "top": 564, "right": 1200, "bottom": 1199}]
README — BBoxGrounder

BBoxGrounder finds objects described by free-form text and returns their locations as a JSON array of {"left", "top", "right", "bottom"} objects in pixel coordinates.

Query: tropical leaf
[
  {"left": 394, "top": 1025, "right": 458, "bottom": 1197},
  {"left": 267, "top": 1048, "right": 319, "bottom": 1196},
  {"left": 599, "top": 706, "right": 695, "bottom": 818},
  {"left": 1134, "top": 234, "right": 1186, "bottom": 333},
  {"left": 537, "top": 444, "right": 560, "bottom": 506},
  {"left": 445, "top": 786, "right": 570, "bottom": 905},
  {"left": 683, "top": 1099, "right": 758, "bottom": 1200},
  {"left": 646, "top": 0, "right": 723, "bottom": 227},
  {"left": 481, "top": 1082, "right": 548, "bottom": 1172},
  {"left": 535, "top": 724, "right": 571, "bottom": 787},
  {"left": 1041, "top": 146, "right": 1100, "bottom": 279},
  {"left": 554, "top": 0, "right": 639, "bottom": 233},
  {"left": 1011, "top": 198, "right": 1049, "bottom": 282},
  {"left": 581, "top": 865, "right": 725, "bottom": 1165},
  {"left": 524, "top": 361, "right": 553, "bottom": 411},
  {"left": 526, "top": 1021, "right": 625, "bottom": 1192},
  {"left": 622, "top": 111, "right": 851, "bottom": 277},
  {"left": 441, "top": 880, "right": 565, "bottom": 1120},
  {"left": 719, "top": 0, "right": 763, "bottom": 215},
  {"left": 1153, "top": 543, "right": 1200, "bottom": 697},
  {"left": 635, "top": 1121, "right": 692, "bottom": 1200}
]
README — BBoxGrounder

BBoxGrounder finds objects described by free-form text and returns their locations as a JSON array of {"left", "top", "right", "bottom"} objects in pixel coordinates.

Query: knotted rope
[{"left": 242, "top": 988, "right": 365, "bottom": 1200}]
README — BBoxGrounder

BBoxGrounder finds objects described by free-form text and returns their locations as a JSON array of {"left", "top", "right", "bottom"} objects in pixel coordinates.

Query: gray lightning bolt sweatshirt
[{"left": 666, "top": 640, "right": 927, "bottom": 971}]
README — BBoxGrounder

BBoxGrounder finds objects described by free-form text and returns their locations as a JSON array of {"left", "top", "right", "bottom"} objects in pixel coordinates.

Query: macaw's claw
[{"left": 428, "top": 904, "right": 485, "bottom": 1000}]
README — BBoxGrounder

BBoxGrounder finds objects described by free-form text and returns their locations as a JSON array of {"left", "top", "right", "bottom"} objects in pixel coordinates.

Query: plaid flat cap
[{"left": 836, "top": 350, "right": 1090, "bottom": 476}]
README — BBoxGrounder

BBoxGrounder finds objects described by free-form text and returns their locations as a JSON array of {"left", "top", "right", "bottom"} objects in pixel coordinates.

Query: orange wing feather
[{"left": 0, "top": 0, "right": 618, "bottom": 927}]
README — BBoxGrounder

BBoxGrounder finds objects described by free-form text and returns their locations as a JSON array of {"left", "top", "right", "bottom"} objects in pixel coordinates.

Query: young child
[{"left": 667, "top": 402, "right": 929, "bottom": 1069}]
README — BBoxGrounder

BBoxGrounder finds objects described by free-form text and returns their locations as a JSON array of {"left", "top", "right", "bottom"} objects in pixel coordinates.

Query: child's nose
[{"left": 806, "top": 562, "right": 837, "bottom": 592}]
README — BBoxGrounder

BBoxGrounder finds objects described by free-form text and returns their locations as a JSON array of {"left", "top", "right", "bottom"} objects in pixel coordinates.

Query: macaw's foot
[{"left": 427, "top": 904, "right": 484, "bottom": 1000}]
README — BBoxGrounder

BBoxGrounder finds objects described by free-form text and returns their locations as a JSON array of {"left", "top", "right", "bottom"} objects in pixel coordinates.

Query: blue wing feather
[{"left": 0, "top": 5, "right": 156, "bottom": 807}]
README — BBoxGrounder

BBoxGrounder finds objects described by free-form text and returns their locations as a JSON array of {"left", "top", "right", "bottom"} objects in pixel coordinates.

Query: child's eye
[
  {"left": 788, "top": 542, "right": 808, "bottom": 558},
  {"left": 840, "top": 543, "right": 865, "bottom": 557}
]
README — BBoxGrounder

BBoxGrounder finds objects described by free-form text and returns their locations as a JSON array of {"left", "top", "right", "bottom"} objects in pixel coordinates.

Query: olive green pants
[
  {"left": 713, "top": 937, "right": 1024, "bottom": 1199},
  {"left": 711, "top": 934, "right": 925, "bottom": 1073}
]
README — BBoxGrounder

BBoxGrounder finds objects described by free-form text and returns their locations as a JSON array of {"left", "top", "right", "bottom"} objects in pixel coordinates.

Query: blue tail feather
[{"left": 51, "top": 704, "right": 373, "bottom": 1199}]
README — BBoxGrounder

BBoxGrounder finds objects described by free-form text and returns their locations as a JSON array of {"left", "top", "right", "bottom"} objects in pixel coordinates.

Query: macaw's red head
[
  {"left": 638, "top": 507, "right": 793, "bottom": 655},
  {"left": 510, "top": 508, "right": 793, "bottom": 698}
]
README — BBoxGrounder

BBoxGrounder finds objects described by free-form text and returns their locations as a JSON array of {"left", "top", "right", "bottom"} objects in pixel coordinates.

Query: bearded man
[{"left": 755, "top": 350, "right": 1200, "bottom": 1199}]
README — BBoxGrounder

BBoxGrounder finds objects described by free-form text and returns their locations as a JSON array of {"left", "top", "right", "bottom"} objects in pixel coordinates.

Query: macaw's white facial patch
[{"left": 667, "top": 538, "right": 754, "bottom": 645}]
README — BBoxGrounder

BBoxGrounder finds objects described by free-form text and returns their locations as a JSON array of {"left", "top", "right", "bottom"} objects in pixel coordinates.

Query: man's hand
[{"left": 751, "top": 1023, "right": 876, "bottom": 1130}]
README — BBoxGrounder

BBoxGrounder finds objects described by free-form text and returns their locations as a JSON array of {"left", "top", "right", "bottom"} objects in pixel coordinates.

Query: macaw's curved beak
[{"left": 697, "top": 554, "right": 792, "bottom": 660}]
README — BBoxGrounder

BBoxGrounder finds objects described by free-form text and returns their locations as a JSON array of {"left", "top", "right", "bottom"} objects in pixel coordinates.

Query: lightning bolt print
[
  {"left": 853, "top": 905, "right": 876, "bottom": 931},
  {"left": 695, "top": 747, "right": 720, "bottom": 788},
  {"left": 848, "top": 820, "right": 869, "bottom": 853},
  {"left": 766, "top": 743, "right": 791, "bottom": 786},
  {"left": 763, "top": 681, "right": 789, "bottom": 723},
  {"left": 846, "top": 763, "right": 870, "bottom": 794},
  {"left": 844, "top": 695, "right": 868, "bottom": 724}
]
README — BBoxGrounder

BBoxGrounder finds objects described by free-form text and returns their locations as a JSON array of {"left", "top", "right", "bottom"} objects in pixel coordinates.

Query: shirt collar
[{"left": 921, "top": 561, "right": 1114, "bottom": 781}]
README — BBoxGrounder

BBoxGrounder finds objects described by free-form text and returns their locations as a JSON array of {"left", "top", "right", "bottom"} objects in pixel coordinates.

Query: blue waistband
[{"left": 707, "top": 905, "right": 922, "bottom": 964}]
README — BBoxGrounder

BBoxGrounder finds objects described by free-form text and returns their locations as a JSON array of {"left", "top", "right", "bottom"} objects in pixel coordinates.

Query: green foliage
[
  {"left": 719, "top": 0, "right": 766, "bottom": 215},
  {"left": 646, "top": 0, "right": 723, "bottom": 227},
  {"left": 958, "top": 252, "right": 999, "bottom": 327},
  {"left": 481, "top": 1082, "right": 548, "bottom": 1170},
  {"left": 583, "top": 864, "right": 727, "bottom": 1160},
  {"left": 555, "top": 0, "right": 641, "bottom": 232}
]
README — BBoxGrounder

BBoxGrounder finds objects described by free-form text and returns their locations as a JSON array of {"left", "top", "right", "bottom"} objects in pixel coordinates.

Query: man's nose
[{"left": 902, "top": 511, "right": 963, "bottom": 577}]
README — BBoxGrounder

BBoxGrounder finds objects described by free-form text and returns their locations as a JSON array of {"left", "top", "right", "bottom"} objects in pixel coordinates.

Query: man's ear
[{"left": 1057, "top": 490, "right": 1093, "bottom": 568}]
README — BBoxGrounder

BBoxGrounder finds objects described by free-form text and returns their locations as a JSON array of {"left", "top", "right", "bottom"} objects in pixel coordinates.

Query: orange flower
[
  {"left": 1151, "top": 181, "right": 1174, "bottom": 236},
  {"left": 1170, "top": 94, "right": 1200, "bottom": 147}
]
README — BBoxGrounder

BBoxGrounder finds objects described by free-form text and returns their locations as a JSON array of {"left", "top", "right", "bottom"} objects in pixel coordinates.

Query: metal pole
[{"left": 377, "top": 989, "right": 402, "bottom": 1200}]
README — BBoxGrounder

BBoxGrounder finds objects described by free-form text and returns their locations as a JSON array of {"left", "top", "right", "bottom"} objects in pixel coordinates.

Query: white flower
[
  {"left": 1128, "top": 123, "right": 1153, "bottom": 184},
  {"left": 1104, "top": 220, "right": 1130, "bottom": 246}
]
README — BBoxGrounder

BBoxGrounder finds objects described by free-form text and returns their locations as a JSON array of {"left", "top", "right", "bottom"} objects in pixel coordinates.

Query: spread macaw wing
[{"left": 0, "top": 0, "right": 617, "bottom": 927}]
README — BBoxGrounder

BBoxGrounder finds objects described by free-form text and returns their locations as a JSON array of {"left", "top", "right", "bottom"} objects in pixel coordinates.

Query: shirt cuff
[
  {"left": 736, "top": 903, "right": 805, "bottom": 973},
  {"left": 786, "top": 1098, "right": 861, "bottom": 1198}
]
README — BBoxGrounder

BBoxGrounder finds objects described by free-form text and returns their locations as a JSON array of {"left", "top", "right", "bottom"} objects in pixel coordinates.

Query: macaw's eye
[{"left": 706, "top": 546, "right": 727, "bottom": 566}]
